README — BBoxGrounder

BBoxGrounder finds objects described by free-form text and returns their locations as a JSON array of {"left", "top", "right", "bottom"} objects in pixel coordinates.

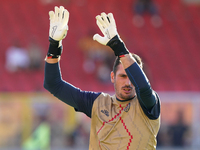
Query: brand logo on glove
[
  {"left": 51, "top": 26, "right": 57, "bottom": 37},
  {"left": 105, "top": 29, "right": 111, "bottom": 39}
]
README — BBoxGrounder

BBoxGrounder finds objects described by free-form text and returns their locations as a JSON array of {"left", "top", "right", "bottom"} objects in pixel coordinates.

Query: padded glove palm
[
  {"left": 93, "top": 12, "right": 129, "bottom": 57},
  {"left": 49, "top": 6, "right": 69, "bottom": 43},
  {"left": 93, "top": 13, "right": 118, "bottom": 45}
]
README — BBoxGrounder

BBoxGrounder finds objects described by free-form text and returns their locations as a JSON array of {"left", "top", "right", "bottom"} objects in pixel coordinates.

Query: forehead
[{"left": 115, "top": 64, "right": 126, "bottom": 75}]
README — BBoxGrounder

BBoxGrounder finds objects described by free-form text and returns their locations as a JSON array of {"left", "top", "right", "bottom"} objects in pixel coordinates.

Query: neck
[{"left": 116, "top": 96, "right": 135, "bottom": 102}]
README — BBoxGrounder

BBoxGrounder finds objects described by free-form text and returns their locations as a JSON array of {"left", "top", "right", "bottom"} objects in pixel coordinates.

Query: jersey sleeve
[
  {"left": 44, "top": 62, "right": 101, "bottom": 118},
  {"left": 125, "top": 62, "right": 160, "bottom": 119}
]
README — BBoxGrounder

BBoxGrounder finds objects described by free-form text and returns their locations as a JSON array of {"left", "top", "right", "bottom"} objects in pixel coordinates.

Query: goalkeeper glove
[
  {"left": 93, "top": 12, "right": 129, "bottom": 57},
  {"left": 47, "top": 6, "right": 69, "bottom": 58}
]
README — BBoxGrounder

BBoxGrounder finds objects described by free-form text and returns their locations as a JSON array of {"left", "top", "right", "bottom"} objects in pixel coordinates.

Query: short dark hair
[{"left": 112, "top": 53, "right": 143, "bottom": 74}]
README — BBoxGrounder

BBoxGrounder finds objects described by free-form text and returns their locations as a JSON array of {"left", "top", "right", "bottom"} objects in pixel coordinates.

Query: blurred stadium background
[{"left": 0, "top": 0, "right": 200, "bottom": 149}]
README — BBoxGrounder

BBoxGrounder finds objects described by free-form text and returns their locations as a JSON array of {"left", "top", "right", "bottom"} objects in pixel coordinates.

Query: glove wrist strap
[
  {"left": 47, "top": 37, "right": 63, "bottom": 58},
  {"left": 106, "top": 35, "right": 129, "bottom": 57}
]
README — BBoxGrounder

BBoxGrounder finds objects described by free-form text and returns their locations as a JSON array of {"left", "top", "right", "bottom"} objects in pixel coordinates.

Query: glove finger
[
  {"left": 59, "top": 6, "right": 64, "bottom": 22},
  {"left": 108, "top": 13, "right": 116, "bottom": 27},
  {"left": 49, "top": 11, "right": 55, "bottom": 22},
  {"left": 93, "top": 34, "right": 99, "bottom": 41},
  {"left": 62, "top": 9, "right": 69, "bottom": 26},
  {"left": 96, "top": 15, "right": 107, "bottom": 29},
  {"left": 54, "top": 6, "right": 59, "bottom": 21},
  {"left": 96, "top": 20, "right": 106, "bottom": 36},
  {"left": 93, "top": 34, "right": 106, "bottom": 45},
  {"left": 101, "top": 12, "right": 110, "bottom": 27}
]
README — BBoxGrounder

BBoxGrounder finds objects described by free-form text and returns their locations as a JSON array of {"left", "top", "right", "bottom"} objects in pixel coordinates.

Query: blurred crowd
[
  {"left": 5, "top": 39, "right": 44, "bottom": 73},
  {"left": 0, "top": 97, "right": 196, "bottom": 149}
]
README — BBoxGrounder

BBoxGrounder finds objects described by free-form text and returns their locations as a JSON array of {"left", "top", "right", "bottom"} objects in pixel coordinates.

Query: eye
[{"left": 120, "top": 74, "right": 127, "bottom": 78}]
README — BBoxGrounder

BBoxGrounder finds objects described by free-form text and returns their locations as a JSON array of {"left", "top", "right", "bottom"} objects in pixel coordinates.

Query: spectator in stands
[
  {"left": 132, "top": 0, "right": 162, "bottom": 28},
  {"left": 168, "top": 110, "right": 190, "bottom": 147},
  {"left": 27, "top": 39, "right": 44, "bottom": 70},
  {"left": 73, "top": 123, "right": 90, "bottom": 147},
  {"left": 5, "top": 40, "right": 30, "bottom": 72},
  {"left": 22, "top": 103, "right": 51, "bottom": 150},
  {"left": 78, "top": 30, "right": 115, "bottom": 82}
]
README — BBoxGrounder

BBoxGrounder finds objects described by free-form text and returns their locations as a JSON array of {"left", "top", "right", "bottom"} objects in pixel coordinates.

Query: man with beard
[{"left": 44, "top": 6, "right": 160, "bottom": 149}]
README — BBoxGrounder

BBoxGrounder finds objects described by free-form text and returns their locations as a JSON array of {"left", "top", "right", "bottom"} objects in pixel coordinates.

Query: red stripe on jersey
[
  {"left": 97, "top": 103, "right": 133, "bottom": 149},
  {"left": 119, "top": 104, "right": 133, "bottom": 150},
  {"left": 97, "top": 104, "right": 124, "bottom": 148}
]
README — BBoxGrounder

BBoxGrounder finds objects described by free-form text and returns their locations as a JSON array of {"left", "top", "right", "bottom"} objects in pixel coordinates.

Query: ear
[{"left": 110, "top": 71, "right": 115, "bottom": 83}]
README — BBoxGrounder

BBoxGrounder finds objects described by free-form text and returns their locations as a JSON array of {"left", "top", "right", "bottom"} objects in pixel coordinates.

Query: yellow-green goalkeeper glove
[
  {"left": 93, "top": 12, "right": 129, "bottom": 57},
  {"left": 47, "top": 6, "right": 69, "bottom": 58}
]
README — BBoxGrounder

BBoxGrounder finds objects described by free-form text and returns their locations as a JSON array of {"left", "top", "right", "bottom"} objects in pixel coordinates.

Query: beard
[
  {"left": 118, "top": 92, "right": 133, "bottom": 100},
  {"left": 114, "top": 83, "right": 136, "bottom": 100}
]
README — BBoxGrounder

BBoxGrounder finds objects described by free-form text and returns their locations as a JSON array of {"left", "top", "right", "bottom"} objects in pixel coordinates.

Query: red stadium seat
[{"left": 0, "top": 0, "right": 199, "bottom": 92}]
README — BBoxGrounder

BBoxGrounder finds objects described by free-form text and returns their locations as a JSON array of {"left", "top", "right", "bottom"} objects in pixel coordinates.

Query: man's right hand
[
  {"left": 49, "top": 6, "right": 69, "bottom": 42},
  {"left": 46, "top": 6, "right": 69, "bottom": 61}
]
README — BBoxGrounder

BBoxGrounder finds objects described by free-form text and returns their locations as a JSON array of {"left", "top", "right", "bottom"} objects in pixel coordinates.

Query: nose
[{"left": 125, "top": 78, "right": 131, "bottom": 86}]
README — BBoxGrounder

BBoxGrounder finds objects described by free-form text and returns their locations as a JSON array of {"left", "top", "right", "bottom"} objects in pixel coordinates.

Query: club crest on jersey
[
  {"left": 124, "top": 103, "right": 130, "bottom": 112},
  {"left": 101, "top": 109, "right": 109, "bottom": 117}
]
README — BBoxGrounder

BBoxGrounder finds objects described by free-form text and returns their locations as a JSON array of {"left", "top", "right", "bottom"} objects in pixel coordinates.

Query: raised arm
[
  {"left": 44, "top": 6, "right": 101, "bottom": 117},
  {"left": 93, "top": 12, "right": 160, "bottom": 119}
]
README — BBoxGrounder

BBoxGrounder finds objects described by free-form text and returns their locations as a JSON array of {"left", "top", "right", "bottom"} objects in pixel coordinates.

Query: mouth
[{"left": 122, "top": 87, "right": 132, "bottom": 94}]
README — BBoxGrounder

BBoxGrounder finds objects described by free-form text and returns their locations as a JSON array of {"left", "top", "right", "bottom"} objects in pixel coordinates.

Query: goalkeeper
[{"left": 44, "top": 6, "right": 160, "bottom": 150}]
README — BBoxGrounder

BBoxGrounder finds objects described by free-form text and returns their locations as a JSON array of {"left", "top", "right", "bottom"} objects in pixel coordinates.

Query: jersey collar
[{"left": 116, "top": 95, "right": 136, "bottom": 102}]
